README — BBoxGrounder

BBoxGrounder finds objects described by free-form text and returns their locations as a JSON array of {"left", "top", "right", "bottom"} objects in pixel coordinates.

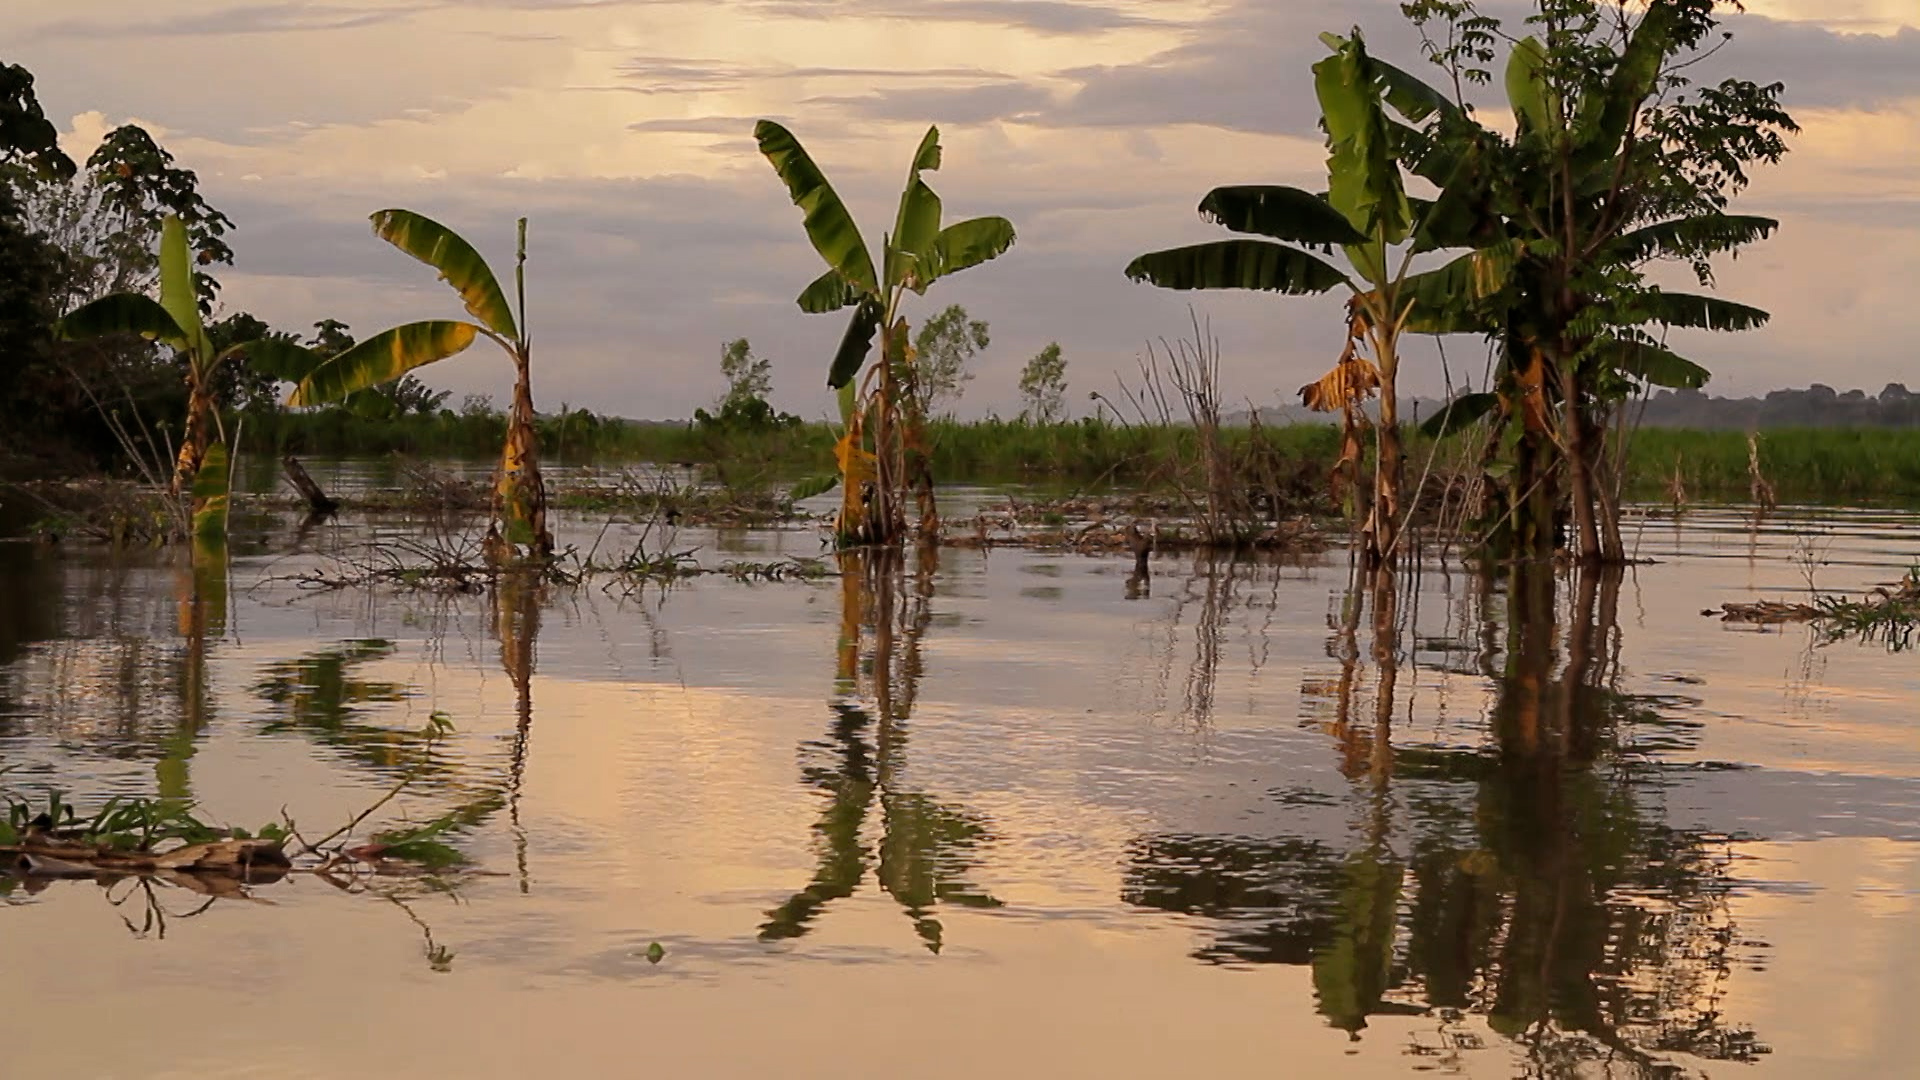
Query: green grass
[
  {"left": 239, "top": 410, "right": 1920, "bottom": 503},
  {"left": 1622, "top": 428, "right": 1920, "bottom": 502}
]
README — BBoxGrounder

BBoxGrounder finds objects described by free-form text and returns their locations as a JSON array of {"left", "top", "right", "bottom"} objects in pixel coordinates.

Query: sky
[{"left": 3, "top": 0, "right": 1917, "bottom": 421}]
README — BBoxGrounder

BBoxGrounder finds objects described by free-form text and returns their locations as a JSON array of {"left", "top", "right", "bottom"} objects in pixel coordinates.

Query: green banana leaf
[
  {"left": 1635, "top": 291, "right": 1771, "bottom": 332},
  {"left": 1127, "top": 239, "right": 1350, "bottom": 294},
  {"left": 1612, "top": 214, "right": 1778, "bottom": 264},
  {"left": 890, "top": 126, "right": 945, "bottom": 288},
  {"left": 216, "top": 337, "right": 322, "bottom": 383},
  {"left": 1198, "top": 186, "right": 1369, "bottom": 247},
  {"left": 1419, "top": 391, "right": 1500, "bottom": 438},
  {"left": 1398, "top": 241, "right": 1518, "bottom": 326},
  {"left": 1315, "top": 32, "right": 1413, "bottom": 251},
  {"left": 287, "top": 321, "right": 479, "bottom": 407},
  {"left": 158, "top": 216, "right": 211, "bottom": 363},
  {"left": 1573, "top": 1, "right": 1674, "bottom": 170},
  {"left": 755, "top": 120, "right": 879, "bottom": 296},
  {"left": 919, "top": 217, "right": 1016, "bottom": 288},
  {"left": 55, "top": 293, "right": 189, "bottom": 350},
  {"left": 1605, "top": 337, "right": 1710, "bottom": 389},
  {"left": 1505, "top": 37, "right": 1560, "bottom": 136},
  {"left": 1371, "top": 54, "right": 1459, "bottom": 125},
  {"left": 828, "top": 298, "right": 884, "bottom": 390},
  {"left": 370, "top": 209, "right": 519, "bottom": 341},
  {"left": 798, "top": 268, "right": 861, "bottom": 313}
]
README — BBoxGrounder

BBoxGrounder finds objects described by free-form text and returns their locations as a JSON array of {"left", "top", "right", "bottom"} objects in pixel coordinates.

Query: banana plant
[
  {"left": 56, "top": 215, "right": 311, "bottom": 535},
  {"left": 286, "top": 211, "right": 551, "bottom": 562},
  {"left": 1126, "top": 30, "right": 1450, "bottom": 563},
  {"left": 756, "top": 121, "right": 1015, "bottom": 547},
  {"left": 1392, "top": 4, "right": 1791, "bottom": 563}
]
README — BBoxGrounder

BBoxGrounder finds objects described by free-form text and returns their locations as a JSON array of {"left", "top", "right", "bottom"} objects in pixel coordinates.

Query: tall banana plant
[
  {"left": 286, "top": 211, "right": 552, "bottom": 562},
  {"left": 56, "top": 215, "right": 309, "bottom": 537},
  {"left": 1126, "top": 30, "right": 1449, "bottom": 564},
  {"left": 755, "top": 121, "right": 1015, "bottom": 547},
  {"left": 1394, "top": 4, "right": 1791, "bottom": 564}
]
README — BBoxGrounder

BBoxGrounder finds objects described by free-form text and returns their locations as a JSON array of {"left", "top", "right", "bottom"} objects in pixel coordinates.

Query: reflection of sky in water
[{"left": 1, "top": 503, "right": 1918, "bottom": 1075}]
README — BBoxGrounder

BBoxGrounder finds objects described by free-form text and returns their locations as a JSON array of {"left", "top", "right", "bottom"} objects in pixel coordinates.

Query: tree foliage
[
  {"left": 1392, "top": 0, "right": 1796, "bottom": 562},
  {"left": 1018, "top": 342, "right": 1068, "bottom": 423},
  {"left": 719, "top": 337, "right": 773, "bottom": 407},
  {"left": 909, "top": 304, "right": 988, "bottom": 416}
]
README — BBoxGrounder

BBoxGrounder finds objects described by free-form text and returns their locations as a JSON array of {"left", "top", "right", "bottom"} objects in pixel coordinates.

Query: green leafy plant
[
  {"left": 756, "top": 121, "right": 1015, "bottom": 546},
  {"left": 1128, "top": 29, "right": 1450, "bottom": 562},
  {"left": 55, "top": 216, "right": 307, "bottom": 535},
  {"left": 286, "top": 212, "right": 552, "bottom": 562}
]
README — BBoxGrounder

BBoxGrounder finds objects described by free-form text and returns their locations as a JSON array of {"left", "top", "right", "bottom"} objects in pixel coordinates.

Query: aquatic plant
[
  {"left": 1129, "top": 30, "right": 1448, "bottom": 563},
  {"left": 286, "top": 212, "right": 552, "bottom": 563},
  {"left": 755, "top": 121, "right": 1015, "bottom": 547},
  {"left": 54, "top": 216, "right": 306, "bottom": 538},
  {"left": 1396, "top": 0, "right": 1794, "bottom": 563}
]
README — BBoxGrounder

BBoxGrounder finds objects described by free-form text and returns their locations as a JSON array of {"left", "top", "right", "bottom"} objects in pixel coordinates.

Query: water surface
[{"left": 2, "top": 492, "right": 1916, "bottom": 1078}]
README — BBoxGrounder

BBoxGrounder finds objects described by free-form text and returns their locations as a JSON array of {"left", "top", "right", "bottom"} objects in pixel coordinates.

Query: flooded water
[{"left": 2, "top": 478, "right": 1917, "bottom": 1078}]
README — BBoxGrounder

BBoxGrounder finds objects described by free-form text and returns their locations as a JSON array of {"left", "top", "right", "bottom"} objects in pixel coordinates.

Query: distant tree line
[{"left": 1639, "top": 384, "right": 1920, "bottom": 429}]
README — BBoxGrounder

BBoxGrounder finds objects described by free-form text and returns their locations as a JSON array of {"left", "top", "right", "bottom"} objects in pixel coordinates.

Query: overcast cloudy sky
[{"left": 4, "top": 0, "right": 1916, "bottom": 419}]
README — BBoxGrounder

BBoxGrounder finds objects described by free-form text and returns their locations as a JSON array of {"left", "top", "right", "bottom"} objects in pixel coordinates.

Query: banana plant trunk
[
  {"left": 1502, "top": 341, "right": 1560, "bottom": 562},
  {"left": 496, "top": 350, "right": 553, "bottom": 561},
  {"left": 1367, "top": 379, "right": 1405, "bottom": 564},
  {"left": 1562, "top": 365, "right": 1603, "bottom": 564},
  {"left": 1363, "top": 325, "right": 1404, "bottom": 566},
  {"left": 172, "top": 370, "right": 216, "bottom": 498}
]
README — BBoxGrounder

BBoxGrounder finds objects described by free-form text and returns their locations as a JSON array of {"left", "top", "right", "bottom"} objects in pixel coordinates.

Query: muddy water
[{"left": 1, "top": 491, "right": 1917, "bottom": 1078}]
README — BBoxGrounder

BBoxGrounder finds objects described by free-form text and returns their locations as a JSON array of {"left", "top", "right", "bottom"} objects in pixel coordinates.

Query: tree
[
  {"left": 756, "top": 121, "right": 1015, "bottom": 546},
  {"left": 0, "top": 62, "right": 76, "bottom": 184},
  {"left": 1018, "top": 342, "right": 1068, "bottom": 423},
  {"left": 0, "top": 62, "right": 76, "bottom": 447},
  {"left": 1398, "top": 0, "right": 1794, "bottom": 563},
  {"left": 84, "top": 124, "right": 233, "bottom": 310},
  {"left": 308, "top": 319, "right": 355, "bottom": 358},
  {"left": 287, "top": 212, "right": 549, "bottom": 562},
  {"left": 909, "top": 304, "right": 987, "bottom": 416},
  {"left": 1128, "top": 29, "right": 1452, "bottom": 563},
  {"left": 718, "top": 337, "right": 772, "bottom": 407},
  {"left": 206, "top": 311, "right": 295, "bottom": 413}
]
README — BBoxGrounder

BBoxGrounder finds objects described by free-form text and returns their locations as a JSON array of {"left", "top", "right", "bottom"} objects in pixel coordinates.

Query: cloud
[
  {"left": 756, "top": 0, "right": 1176, "bottom": 35},
  {"left": 28, "top": 1, "right": 430, "bottom": 39},
  {"left": 1712, "top": 19, "right": 1920, "bottom": 110},
  {"left": 805, "top": 83, "right": 1056, "bottom": 124},
  {"left": 1052, "top": 2, "right": 1920, "bottom": 137}
]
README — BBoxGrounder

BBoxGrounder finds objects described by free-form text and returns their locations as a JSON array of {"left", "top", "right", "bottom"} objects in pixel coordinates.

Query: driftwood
[
  {"left": 4, "top": 835, "right": 292, "bottom": 880},
  {"left": 282, "top": 454, "right": 339, "bottom": 516},
  {"left": 1712, "top": 600, "right": 1820, "bottom": 625}
]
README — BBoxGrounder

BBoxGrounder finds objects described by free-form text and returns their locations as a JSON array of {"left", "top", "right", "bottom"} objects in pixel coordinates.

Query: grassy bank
[
  {"left": 1623, "top": 428, "right": 1920, "bottom": 502},
  {"left": 239, "top": 411, "right": 1920, "bottom": 503}
]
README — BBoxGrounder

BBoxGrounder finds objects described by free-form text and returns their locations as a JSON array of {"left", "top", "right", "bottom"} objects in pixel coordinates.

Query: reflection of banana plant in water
[
  {"left": 286, "top": 212, "right": 552, "bottom": 563},
  {"left": 252, "top": 639, "right": 461, "bottom": 781},
  {"left": 1127, "top": 562, "right": 1762, "bottom": 1068},
  {"left": 494, "top": 572, "right": 543, "bottom": 892},
  {"left": 1307, "top": 561, "right": 1407, "bottom": 1035},
  {"left": 760, "top": 550, "right": 1001, "bottom": 952},
  {"left": 755, "top": 122, "right": 1015, "bottom": 547},
  {"left": 158, "top": 530, "right": 228, "bottom": 804}
]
